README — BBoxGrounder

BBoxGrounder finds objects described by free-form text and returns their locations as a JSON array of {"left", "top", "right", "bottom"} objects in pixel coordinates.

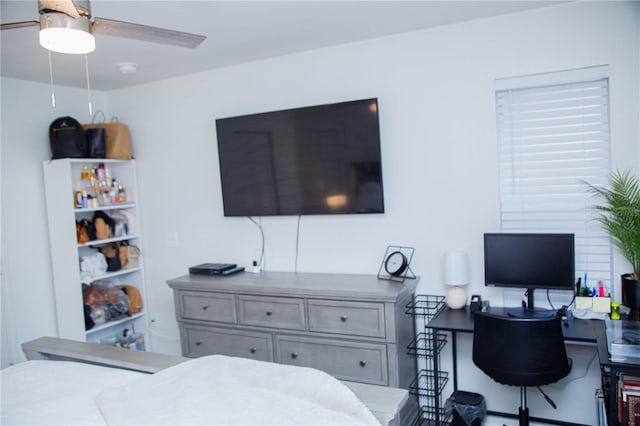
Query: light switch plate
[{"left": 166, "top": 231, "right": 179, "bottom": 248}]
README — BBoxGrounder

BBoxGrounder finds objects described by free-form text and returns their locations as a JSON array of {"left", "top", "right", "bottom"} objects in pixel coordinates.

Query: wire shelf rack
[
  {"left": 405, "top": 294, "right": 446, "bottom": 319},
  {"left": 406, "top": 294, "right": 450, "bottom": 425},
  {"left": 411, "top": 406, "right": 452, "bottom": 426},
  {"left": 407, "top": 332, "right": 448, "bottom": 358},
  {"left": 409, "top": 369, "right": 449, "bottom": 399}
]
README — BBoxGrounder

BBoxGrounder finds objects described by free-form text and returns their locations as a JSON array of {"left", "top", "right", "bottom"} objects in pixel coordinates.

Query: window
[{"left": 495, "top": 65, "right": 612, "bottom": 296}]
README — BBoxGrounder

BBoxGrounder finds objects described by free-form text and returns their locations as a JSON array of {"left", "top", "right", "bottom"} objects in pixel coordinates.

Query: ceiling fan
[{"left": 1, "top": 0, "right": 206, "bottom": 54}]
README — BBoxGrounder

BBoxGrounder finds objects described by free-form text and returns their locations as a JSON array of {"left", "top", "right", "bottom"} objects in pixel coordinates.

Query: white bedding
[
  {"left": 1, "top": 355, "right": 381, "bottom": 426},
  {"left": 1, "top": 360, "right": 141, "bottom": 425}
]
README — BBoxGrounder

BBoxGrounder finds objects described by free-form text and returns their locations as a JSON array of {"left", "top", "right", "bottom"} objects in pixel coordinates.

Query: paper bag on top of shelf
[{"left": 83, "top": 111, "right": 132, "bottom": 160}]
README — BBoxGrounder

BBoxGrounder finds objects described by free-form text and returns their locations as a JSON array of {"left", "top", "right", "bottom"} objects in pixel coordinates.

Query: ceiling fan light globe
[
  {"left": 39, "top": 14, "right": 95, "bottom": 54},
  {"left": 40, "top": 27, "right": 95, "bottom": 54}
]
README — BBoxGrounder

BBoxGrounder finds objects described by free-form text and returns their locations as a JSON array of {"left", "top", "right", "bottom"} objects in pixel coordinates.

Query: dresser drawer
[
  {"left": 276, "top": 336, "right": 388, "bottom": 385},
  {"left": 178, "top": 291, "right": 236, "bottom": 323},
  {"left": 182, "top": 324, "right": 273, "bottom": 361},
  {"left": 238, "top": 295, "right": 306, "bottom": 330},
  {"left": 308, "top": 300, "right": 386, "bottom": 338}
]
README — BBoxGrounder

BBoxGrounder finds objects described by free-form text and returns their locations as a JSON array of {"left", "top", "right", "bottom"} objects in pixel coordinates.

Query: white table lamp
[{"left": 444, "top": 251, "right": 470, "bottom": 309}]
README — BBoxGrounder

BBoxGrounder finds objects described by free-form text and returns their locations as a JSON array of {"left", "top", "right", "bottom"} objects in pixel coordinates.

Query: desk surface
[
  {"left": 594, "top": 320, "right": 640, "bottom": 369},
  {"left": 427, "top": 306, "right": 598, "bottom": 343}
]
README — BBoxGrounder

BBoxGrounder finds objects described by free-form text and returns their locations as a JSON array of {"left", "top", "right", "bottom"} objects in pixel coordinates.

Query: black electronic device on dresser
[{"left": 189, "top": 263, "right": 236, "bottom": 275}]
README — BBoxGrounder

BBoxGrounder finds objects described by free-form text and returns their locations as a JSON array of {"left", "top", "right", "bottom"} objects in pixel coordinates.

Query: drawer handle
[
  {"left": 266, "top": 311, "right": 273, "bottom": 316},
  {"left": 340, "top": 315, "right": 348, "bottom": 322},
  {"left": 195, "top": 341, "right": 203, "bottom": 346},
  {"left": 359, "top": 360, "right": 367, "bottom": 368},
  {"left": 201, "top": 305, "right": 210, "bottom": 310},
  {"left": 291, "top": 352, "right": 298, "bottom": 359},
  {"left": 250, "top": 347, "right": 257, "bottom": 354}
]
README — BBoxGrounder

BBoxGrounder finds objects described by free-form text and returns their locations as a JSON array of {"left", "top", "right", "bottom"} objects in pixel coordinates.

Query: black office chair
[{"left": 472, "top": 312, "right": 572, "bottom": 426}]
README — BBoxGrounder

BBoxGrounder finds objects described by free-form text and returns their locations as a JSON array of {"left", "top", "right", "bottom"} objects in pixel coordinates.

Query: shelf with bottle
[
  {"left": 82, "top": 269, "right": 146, "bottom": 344},
  {"left": 93, "top": 324, "right": 146, "bottom": 351},
  {"left": 85, "top": 312, "right": 145, "bottom": 336},
  {"left": 79, "top": 239, "right": 142, "bottom": 282},
  {"left": 72, "top": 161, "right": 137, "bottom": 210},
  {"left": 86, "top": 266, "right": 142, "bottom": 282},
  {"left": 77, "top": 234, "right": 140, "bottom": 248},
  {"left": 74, "top": 202, "right": 136, "bottom": 214},
  {"left": 74, "top": 196, "right": 139, "bottom": 247},
  {"left": 86, "top": 311, "right": 147, "bottom": 351},
  {"left": 43, "top": 158, "right": 148, "bottom": 346}
]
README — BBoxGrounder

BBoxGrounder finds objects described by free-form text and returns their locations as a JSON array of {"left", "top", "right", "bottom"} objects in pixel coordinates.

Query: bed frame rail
[{"left": 22, "top": 336, "right": 408, "bottom": 426}]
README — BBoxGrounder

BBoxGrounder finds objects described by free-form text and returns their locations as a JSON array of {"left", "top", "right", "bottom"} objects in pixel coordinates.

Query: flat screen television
[
  {"left": 215, "top": 98, "right": 384, "bottom": 217},
  {"left": 484, "top": 232, "right": 575, "bottom": 317}
]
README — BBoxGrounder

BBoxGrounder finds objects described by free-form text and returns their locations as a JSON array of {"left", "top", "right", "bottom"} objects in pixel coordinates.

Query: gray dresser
[{"left": 167, "top": 271, "right": 417, "bottom": 389}]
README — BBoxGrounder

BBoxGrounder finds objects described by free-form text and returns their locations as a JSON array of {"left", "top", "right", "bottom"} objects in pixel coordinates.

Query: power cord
[
  {"left": 248, "top": 215, "right": 303, "bottom": 272},
  {"left": 555, "top": 348, "right": 598, "bottom": 387},
  {"left": 294, "top": 215, "right": 302, "bottom": 272},
  {"left": 248, "top": 216, "right": 265, "bottom": 270},
  {"left": 546, "top": 289, "right": 576, "bottom": 312},
  {"left": 537, "top": 386, "right": 557, "bottom": 409}
]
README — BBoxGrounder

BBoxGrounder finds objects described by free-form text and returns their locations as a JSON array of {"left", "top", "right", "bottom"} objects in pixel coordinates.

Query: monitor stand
[
  {"left": 505, "top": 289, "right": 557, "bottom": 318},
  {"left": 505, "top": 306, "right": 556, "bottom": 319}
]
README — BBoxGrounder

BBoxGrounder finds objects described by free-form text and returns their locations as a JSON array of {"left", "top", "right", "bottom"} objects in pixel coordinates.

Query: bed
[{"left": 2, "top": 337, "right": 410, "bottom": 426}]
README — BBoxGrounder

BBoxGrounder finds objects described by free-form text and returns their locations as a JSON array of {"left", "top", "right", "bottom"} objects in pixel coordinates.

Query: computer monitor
[{"left": 484, "top": 233, "right": 575, "bottom": 318}]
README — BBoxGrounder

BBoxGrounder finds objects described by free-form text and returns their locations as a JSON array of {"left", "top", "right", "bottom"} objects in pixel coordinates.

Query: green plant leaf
[{"left": 585, "top": 169, "right": 640, "bottom": 278}]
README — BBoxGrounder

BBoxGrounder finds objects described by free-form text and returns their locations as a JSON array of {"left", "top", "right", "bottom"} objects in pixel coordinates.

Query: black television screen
[
  {"left": 484, "top": 233, "right": 575, "bottom": 291},
  {"left": 215, "top": 98, "right": 384, "bottom": 217}
]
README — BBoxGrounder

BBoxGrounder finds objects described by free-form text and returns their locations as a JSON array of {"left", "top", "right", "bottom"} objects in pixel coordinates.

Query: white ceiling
[{"left": 1, "top": 0, "right": 567, "bottom": 91}]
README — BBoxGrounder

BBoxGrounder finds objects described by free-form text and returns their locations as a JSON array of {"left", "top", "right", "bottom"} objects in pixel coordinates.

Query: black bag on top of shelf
[
  {"left": 85, "top": 127, "right": 106, "bottom": 158},
  {"left": 49, "top": 116, "right": 86, "bottom": 159}
]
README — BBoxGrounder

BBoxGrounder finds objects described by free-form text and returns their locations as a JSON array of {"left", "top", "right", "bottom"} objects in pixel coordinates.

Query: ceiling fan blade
[
  {"left": 0, "top": 21, "right": 39, "bottom": 30},
  {"left": 92, "top": 18, "right": 205, "bottom": 49},
  {"left": 39, "top": 0, "right": 82, "bottom": 18}
]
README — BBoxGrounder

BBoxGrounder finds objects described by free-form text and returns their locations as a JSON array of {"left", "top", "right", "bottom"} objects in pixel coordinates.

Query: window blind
[{"left": 495, "top": 67, "right": 612, "bottom": 293}]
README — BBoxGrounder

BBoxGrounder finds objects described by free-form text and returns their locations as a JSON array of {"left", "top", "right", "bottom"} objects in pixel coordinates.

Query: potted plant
[{"left": 586, "top": 170, "right": 640, "bottom": 317}]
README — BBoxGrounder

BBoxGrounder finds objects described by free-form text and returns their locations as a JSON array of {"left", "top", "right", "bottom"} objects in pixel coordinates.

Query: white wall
[
  {"left": 0, "top": 78, "right": 108, "bottom": 367},
  {"left": 2, "top": 2, "right": 638, "bottom": 424}
]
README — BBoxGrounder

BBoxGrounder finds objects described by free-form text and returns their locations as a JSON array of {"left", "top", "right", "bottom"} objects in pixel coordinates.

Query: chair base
[
  {"left": 519, "top": 406, "right": 529, "bottom": 426},
  {"left": 519, "top": 386, "right": 529, "bottom": 426}
]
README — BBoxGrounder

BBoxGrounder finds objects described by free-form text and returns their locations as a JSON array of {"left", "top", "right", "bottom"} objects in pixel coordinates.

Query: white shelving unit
[{"left": 42, "top": 159, "right": 149, "bottom": 349}]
